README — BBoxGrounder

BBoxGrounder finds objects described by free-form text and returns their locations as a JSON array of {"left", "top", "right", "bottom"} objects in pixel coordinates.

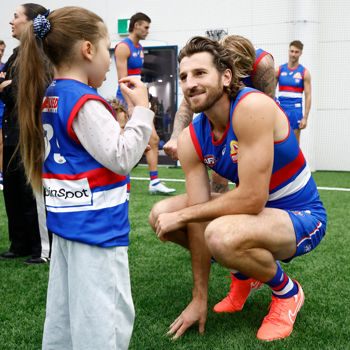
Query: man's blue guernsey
[
  {"left": 278, "top": 63, "right": 305, "bottom": 107},
  {"left": 116, "top": 37, "right": 144, "bottom": 103},
  {"left": 189, "top": 87, "right": 325, "bottom": 217},
  {"left": 42, "top": 79, "right": 131, "bottom": 247}
]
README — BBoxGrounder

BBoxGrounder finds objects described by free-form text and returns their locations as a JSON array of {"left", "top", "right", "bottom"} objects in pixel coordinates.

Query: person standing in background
[
  {"left": 275, "top": 40, "right": 311, "bottom": 144},
  {"left": 0, "top": 40, "right": 6, "bottom": 189},
  {"left": 114, "top": 12, "right": 175, "bottom": 195},
  {"left": 0, "top": 3, "right": 52, "bottom": 265}
]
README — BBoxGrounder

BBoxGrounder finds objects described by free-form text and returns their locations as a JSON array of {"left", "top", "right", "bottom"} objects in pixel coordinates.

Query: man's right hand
[
  {"left": 167, "top": 297, "right": 207, "bottom": 340},
  {"left": 163, "top": 138, "right": 178, "bottom": 161}
]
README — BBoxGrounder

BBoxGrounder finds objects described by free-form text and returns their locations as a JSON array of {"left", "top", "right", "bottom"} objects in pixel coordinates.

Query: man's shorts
[
  {"left": 283, "top": 208, "right": 327, "bottom": 263},
  {"left": 280, "top": 104, "right": 303, "bottom": 130}
]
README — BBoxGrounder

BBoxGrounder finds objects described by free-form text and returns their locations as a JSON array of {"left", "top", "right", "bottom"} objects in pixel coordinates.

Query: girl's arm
[{"left": 73, "top": 100, "right": 154, "bottom": 175}]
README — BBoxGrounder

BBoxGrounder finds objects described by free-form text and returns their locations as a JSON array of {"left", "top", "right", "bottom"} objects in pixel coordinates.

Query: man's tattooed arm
[
  {"left": 252, "top": 54, "right": 275, "bottom": 99},
  {"left": 170, "top": 98, "right": 194, "bottom": 140}
]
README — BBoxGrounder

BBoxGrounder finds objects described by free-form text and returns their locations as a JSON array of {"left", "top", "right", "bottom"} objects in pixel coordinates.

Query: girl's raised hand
[{"left": 119, "top": 76, "right": 149, "bottom": 110}]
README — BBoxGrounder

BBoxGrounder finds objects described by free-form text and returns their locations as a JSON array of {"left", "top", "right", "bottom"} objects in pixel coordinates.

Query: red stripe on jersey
[
  {"left": 251, "top": 51, "right": 269, "bottom": 80},
  {"left": 269, "top": 149, "right": 305, "bottom": 191},
  {"left": 127, "top": 68, "right": 141, "bottom": 75},
  {"left": 189, "top": 123, "right": 204, "bottom": 162},
  {"left": 67, "top": 94, "right": 116, "bottom": 144},
  {"left": 279, "top": 86, "right": 303, "bottom": 92},
  {"left": 43, "top": 168, "right": 127, "bottom": 188}
]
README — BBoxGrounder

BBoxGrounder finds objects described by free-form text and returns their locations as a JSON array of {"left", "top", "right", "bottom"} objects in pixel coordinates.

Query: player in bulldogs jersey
[
  {"left": 276, "top": 40, "right": 311, "bottom": 144},
  {"left": 115, "top": 12, "right": 176, "bottom": 195},
  {"left": 163, "top": 35, "right": 275, "bottom": 193},
  {"left": 150, "top": 37, "right": 326, "bottom": 342}
]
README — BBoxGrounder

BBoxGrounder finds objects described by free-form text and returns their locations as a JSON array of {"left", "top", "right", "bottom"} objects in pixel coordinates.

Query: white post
[{"left": 294, "top": 0, "right": 319, "bottom": 171}]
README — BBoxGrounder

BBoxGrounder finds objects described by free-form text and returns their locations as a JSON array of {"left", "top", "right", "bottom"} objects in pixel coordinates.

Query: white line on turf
[{"left": 130, "top": 177, "right": 350, "bottom": 191}]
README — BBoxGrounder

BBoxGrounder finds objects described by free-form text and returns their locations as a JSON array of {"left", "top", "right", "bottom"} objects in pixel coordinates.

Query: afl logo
[
  {"left": 230, "top": 140, "right": 239, "bottom": 163},
  {"left": 204, "top": 155, "right": 216, "bottom": 167},
  {"left": 281, "top": 72, "right": 287, "bottom": 76},
  {"left": 133, "top": 52, "right": 138, "bottom": 57}
]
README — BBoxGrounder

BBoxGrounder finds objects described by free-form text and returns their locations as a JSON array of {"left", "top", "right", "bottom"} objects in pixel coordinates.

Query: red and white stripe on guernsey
[
  {"left": 268, "top": 150, "right": 311, "bottom": 201},
  {"left": 189, "top": 123, "right": 204, "bottom": 162},
  {"left": 297, "top": 221, "right": 322, "bottom": 247},
  {"left": 278, "top": 86, "right": 303, "bottom": 99},
  {"left": 127, "top": 68, "right": 141, "bottom": 76},
  {"left": 43, "top": 168, "right": 128, "bottom": 213},
  {"left": 271, "top": 275, "right": 295, "bottom": 296}
]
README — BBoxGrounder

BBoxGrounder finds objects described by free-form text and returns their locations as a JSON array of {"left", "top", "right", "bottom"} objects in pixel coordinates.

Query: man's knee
[
  {"left": 149, "top": 198, "right": 173, "bottom": 231},
  {"left": 205, "top": 219, "right": 242, "bottom": 257},
  {"left": 149, "top": 130, "right": 160, "bottom": 148},
  {"left": 149, "top": 202, "right": 162, "bottom": 231}
]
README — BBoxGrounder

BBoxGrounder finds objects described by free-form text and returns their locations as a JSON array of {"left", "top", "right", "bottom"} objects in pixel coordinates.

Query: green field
[{"left": 0, "top": 167, "right": 349, "bottom": 350}]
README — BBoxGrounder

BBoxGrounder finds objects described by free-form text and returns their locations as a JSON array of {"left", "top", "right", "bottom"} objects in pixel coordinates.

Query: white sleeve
[{"left": 72, "top": 100, "right": 154, "bottom": 175}]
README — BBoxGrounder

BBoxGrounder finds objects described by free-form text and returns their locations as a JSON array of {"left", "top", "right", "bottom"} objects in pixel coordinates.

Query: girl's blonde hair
[
  {"left": 219, "top": 35, "right": 256, "bottom": 80},
  {"left": 18, "top": 7, "right": 107, "bottom": 192}
]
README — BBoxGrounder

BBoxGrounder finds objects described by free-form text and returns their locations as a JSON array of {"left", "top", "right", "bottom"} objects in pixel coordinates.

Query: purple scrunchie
[{"left": 33, "top": 10, "right": 51, "bottom": 39}]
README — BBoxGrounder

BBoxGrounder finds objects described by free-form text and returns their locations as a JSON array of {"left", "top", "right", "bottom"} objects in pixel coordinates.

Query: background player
[
  {"left": 114, "top": 12, "right": 175, "bottom": 195},
  {"left": 275, "top": 40, "right": 311, "bottom": 144}
]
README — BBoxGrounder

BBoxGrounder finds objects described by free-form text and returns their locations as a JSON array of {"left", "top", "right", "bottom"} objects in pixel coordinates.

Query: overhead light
[{"left": 158, "top": 79, "right": 163, "bottom": 83}]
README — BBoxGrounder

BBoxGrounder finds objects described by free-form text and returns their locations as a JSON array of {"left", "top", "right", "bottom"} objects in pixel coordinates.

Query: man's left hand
[
  {"left": 155, "top": 212, "right": 185, "bottom": 242},
  {"left": 299, "top": 117, "right": 308, "bottom": 129}
]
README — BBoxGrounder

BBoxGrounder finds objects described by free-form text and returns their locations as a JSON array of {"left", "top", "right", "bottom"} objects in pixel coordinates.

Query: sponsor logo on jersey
[
  {"left": 133, "top": 52, "right": 138, "bottom": 57},
  {"left": 44, "top": 178, "right": 92, "bottom": 207},
  {"left": 42, "top": 96, "right": 59, "bottom": 113},
  {"left": 230, "top": 140, "right": 239, "bottom": 163},
  {"left": 222, "top": 144, "right": 226, "bottom": 156},
  {"left": 293, "top": 72, "right": 302, "bottom": 80},
  {"left": 204, "top": 155, "right": 216, "bottom": 167},
  {"left": 140, "top": 51, "right": 144, "bottom": 58}
]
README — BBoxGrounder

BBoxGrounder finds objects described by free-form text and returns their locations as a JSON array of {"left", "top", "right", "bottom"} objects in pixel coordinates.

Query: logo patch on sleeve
[{"left": 42, "top": 96, "right": 59, "bottom": 113}]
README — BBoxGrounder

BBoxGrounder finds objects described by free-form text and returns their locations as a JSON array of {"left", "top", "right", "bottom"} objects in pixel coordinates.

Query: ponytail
[
  {"left": 17, "top": 6, "right": 106, "bottom": 192},
  {"left": 17, "top": 20, "right": 52, "bottom": 193}
]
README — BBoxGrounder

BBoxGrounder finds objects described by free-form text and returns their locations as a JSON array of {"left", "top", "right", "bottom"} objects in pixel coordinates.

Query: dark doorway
[{"left": 141, "top": 46, "right": 178, "bottom": 165}]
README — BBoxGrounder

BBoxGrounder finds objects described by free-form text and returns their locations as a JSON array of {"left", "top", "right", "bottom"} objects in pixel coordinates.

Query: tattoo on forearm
[
  {"left": 171, "top": 103, "right": 194, "bottom": 139},
  {"left": 211, "top": 181, "right": 229, "bottom": 194},
  {"left": 254, "top": 65, "right": 275, "bottom": 99}
]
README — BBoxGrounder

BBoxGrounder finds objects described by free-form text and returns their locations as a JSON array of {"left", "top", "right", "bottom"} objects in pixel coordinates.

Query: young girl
[{"left": 17, "top": 6, "right": 154, "bottom": 350}]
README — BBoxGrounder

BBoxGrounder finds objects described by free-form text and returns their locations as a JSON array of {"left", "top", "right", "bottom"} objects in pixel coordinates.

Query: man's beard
[{"left": 185, "top": 81, "right": 224, "bottom": 113}]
